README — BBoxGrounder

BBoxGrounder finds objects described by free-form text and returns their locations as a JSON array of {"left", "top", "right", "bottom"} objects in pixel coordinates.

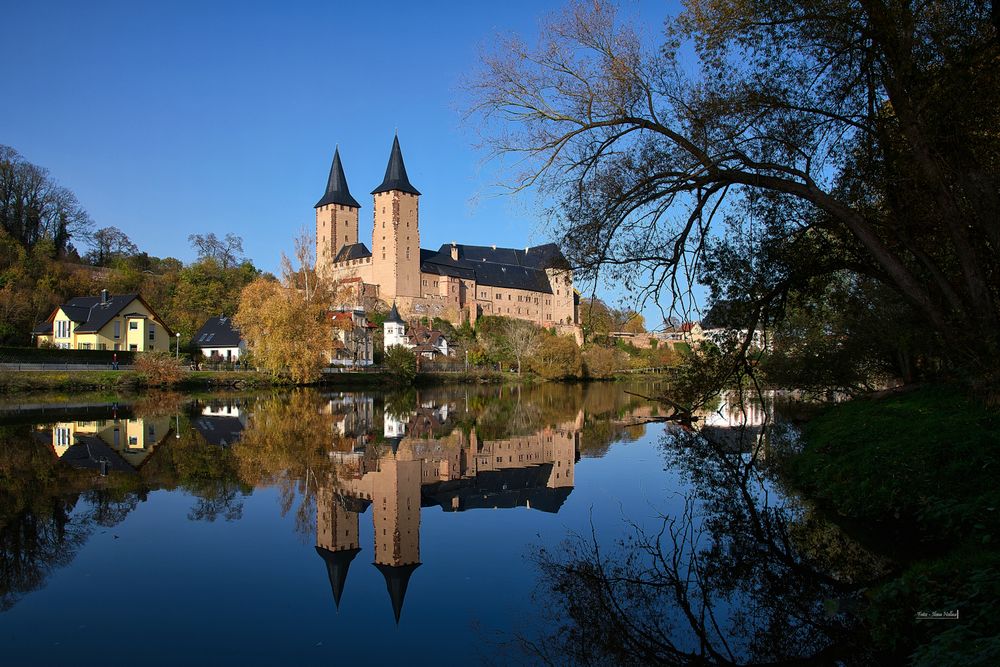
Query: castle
[{"left": 315, "top": 136, "right": 580, "bottom": 335}]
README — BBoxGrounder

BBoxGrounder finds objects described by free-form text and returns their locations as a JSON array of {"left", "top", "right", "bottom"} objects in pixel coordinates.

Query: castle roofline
[
  {"left": 371, "top": 134, "right": 420, "bottom": 196},
  {"left": 315, "top": 147, "right": 361, "bottom": 209}
]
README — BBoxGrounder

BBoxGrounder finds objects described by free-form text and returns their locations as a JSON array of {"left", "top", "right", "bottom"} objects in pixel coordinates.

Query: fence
[
  {"left": 0, "top": 346, "right": 137, "bottom": 365},
  {"left": 0, "top": 362, "right": 136, "bottom": 371}
]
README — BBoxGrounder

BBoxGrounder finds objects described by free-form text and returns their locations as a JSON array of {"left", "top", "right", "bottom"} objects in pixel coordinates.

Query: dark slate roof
[
  {"left": 193, "top": 415, "right": 244, "bottom": 447},
  {"left": 50, "top": 293, "right": 172, "bottom": 335},
  {"left": 60, "top": 435, "right": 137, "bottom": 474},
  {"left": 421, "top": 465, "right": 572, "bottom": 513},
  {"left": 375, "top": 562, "right": 420, "bottom": 624},
  {"left": 315, "top": 147, "right": 361, "bottom": 209},
  {"left": 371, "top": 135, "right": 420, "bottom": 196},
  {"left": 333, "top": 242, "right": 372, "bottom": 262},
  {"left": 385, "top": 303, "right": 404, "bottom": 325},
  {"left": 32, "top": 320, "right": 53, "bottom": 335},
  {"left": 418, "top": 243, "right": 570, "bottom": 293},
  {"left": 315, "top": 546, "right": 361, "bottom": 609},
  {"left": 192, "top": 316, "right": 243, "bottom": 348}
]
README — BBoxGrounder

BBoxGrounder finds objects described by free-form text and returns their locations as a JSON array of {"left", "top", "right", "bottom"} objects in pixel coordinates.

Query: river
[{"left": 0, "top": 382, "right": 886, "bottom": 665}]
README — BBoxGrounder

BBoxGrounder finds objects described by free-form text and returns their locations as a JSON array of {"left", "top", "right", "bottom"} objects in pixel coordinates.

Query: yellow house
[{"left": 33, "top": 290, "right": 172, "bottom": 352}]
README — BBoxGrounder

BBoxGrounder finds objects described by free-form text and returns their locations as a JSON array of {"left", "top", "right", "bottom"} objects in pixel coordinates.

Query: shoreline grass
[{"left": 781, "top": 385, "right": 1000, "bottom": 664}]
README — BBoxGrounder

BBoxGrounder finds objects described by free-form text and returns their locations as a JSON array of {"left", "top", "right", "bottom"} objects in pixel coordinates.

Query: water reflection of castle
[{"left": 316, "top": 393, "right": 582, "bottom": 622}]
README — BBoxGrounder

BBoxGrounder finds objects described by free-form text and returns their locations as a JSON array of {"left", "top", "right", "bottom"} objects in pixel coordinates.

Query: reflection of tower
[
  {"left": 315, "top": 481, "right": 361, "bottom": 609},
  {"left": 372, "top": 456, "right": 422, "bottom": 623},
  {"left": 545, "top": 418, "right": 578, "bottom": 489}
]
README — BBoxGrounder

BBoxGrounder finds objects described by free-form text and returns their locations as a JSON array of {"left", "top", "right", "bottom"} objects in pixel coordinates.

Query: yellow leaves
[{"left": 234, "top": 277, "right": 334, "bottom": 383}]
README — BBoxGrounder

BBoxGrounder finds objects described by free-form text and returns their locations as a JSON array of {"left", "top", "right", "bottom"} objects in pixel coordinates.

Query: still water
[{"left": 0, "top": 383, "right": 883, "bottom": 665}]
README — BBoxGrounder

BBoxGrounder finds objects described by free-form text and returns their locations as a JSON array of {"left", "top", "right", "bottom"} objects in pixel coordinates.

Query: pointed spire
[
  {"left": 371, "top": 135, "right": 421, "bottom": 196},
  {"left": 375, "top": 562, "right": 421, "bottom": 624},
  {"left": 315, "top": 546, "right": 361, "bottom": 609},
  {"left": 315, "top": 147, "right": 361, "bottom": 209},
  {"left": 385, "top": 302, "right": 404, "bottom": 324}
]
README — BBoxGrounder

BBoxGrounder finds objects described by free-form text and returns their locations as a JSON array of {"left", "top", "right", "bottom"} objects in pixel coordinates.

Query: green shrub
[{"left": 384, "top": 345, "right": 417, "bottom": 384}]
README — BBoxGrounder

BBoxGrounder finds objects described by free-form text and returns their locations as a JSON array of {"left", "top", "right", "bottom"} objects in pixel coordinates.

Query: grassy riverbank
[
  {"left": 0, "top": 370, "right": 293, "bottom": 393},
  {"left": 0, "top": 368, "right": 536, "bottom": 395},
  {"left": 782, "top": 385, "right": 1000, "bottom": 665}
]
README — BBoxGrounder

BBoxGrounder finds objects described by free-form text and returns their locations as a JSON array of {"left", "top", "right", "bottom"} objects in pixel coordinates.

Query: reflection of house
[
  {"left": 383, "top": 303, "right": 450, "bottom": 359},
  {"left": 698, "top": 392, "right": 770, "bottom": 453},
  {"left": 44, "top": 414, "right": 173, "bottom": 472},
  {"left": 314, "top": 397, "right": 583, "bottom": 623},
  {"left": 323, "top": 394, "right": 375, "bottom": 452},
  {"left": 329, "top": 309, "right": 375, "bottom": 367},
  {"left": 193, "top": 401, "right": 247, "bottom": 447},
  {"left": 32, "top": 290, "right": 172, "bottom": 352},
  {"left": 192, "top": 316, "right": 246, "bottom": 361}
]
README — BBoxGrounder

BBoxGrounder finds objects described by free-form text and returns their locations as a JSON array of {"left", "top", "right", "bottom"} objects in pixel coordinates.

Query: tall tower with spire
[
  {"left": 315, "top": 147, "right": 361, "bottom": 279},
  {"left": 372, "top": 455, "right": 422, "bottom": 624},
  {"left": 370, "top": 135, "right": 421, "bottom": 301}
]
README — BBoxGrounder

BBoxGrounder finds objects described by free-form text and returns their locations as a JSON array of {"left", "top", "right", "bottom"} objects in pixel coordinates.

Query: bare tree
[
  {"left": 503, "top": 317, "right": 543, "bottom": 374},
  {"left": 0, "top": 145, "right": 92, "bottom": 255},
  {"left": 188, "top": 232, "right": 245, "bottom": 269},
  {"left": 467, "top": 0, "right": 1000, "bottom": 376},
  {"left": 87, "top": 226, "right": 138, "bottom": 266}
]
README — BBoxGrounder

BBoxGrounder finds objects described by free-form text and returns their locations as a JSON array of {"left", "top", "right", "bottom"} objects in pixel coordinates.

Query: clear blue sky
[{"left": 3, "top": 0, "right": 686, "bottom": 325}]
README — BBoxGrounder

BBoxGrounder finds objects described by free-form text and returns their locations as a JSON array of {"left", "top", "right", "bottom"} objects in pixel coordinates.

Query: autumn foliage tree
[
  {"left": 234, "top": 277, "right": 333, "bottom": 383},
  {"left": 530, "top": 334, "right": 583, "bottom": 379}
]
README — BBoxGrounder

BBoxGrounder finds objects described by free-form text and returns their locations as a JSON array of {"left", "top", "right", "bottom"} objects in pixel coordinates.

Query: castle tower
[
  {"left": 315, "top": 147, "right": 361, "bottom": 278},
  {"left": 315, "top": 481, "right": 362, "bottom": 609},
  {"left": 371, "top": 454, "right": 422, "bottom": 623},
  {"left": 371, "top": 135, "right": 421, "bottom": 301}
]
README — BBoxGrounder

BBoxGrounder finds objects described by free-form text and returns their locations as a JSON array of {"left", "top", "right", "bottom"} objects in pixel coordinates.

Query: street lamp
[{"left": 175, "top": 332, "right": 181, "bottom": 360}]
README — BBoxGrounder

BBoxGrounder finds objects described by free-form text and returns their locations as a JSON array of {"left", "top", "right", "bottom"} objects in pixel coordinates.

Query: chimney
[
  {"left": 100, "top": 289, "right": 109, "bottom": 305},
  {"left": 450, "top": 241, "right": 458, "bottom": 261}
]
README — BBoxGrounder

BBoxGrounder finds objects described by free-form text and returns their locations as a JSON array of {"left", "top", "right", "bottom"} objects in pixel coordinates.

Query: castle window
[
  {"left": 406, "top": 248, "right": 410, "bottom": 259},
  {"left": 495, "top": 294, "right": 501, "bottom": 300}
]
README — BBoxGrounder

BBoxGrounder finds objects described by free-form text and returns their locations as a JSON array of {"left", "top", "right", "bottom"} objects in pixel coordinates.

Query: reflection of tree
[
  {"left": 232, "top": 392, "right": 339, "bottom": 538},
  {"left": 522, "top": 428, "right": 891, "bottom": 665}
]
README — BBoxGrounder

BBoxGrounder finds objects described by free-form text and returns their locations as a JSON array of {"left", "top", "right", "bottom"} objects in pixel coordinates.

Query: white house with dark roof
[
  {"left": 383, "top": 303, "right": 450, "bottom": 359},
  {"left": 192, "top": 316, "right": 245, "bottom": 361}
]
